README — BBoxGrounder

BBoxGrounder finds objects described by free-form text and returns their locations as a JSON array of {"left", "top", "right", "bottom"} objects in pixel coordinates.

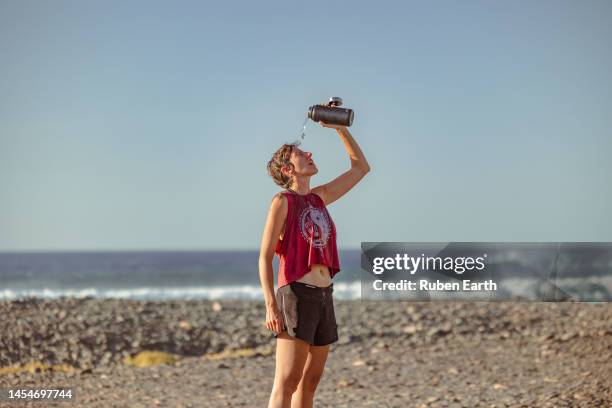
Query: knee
[
  {"left": 276, "top": 374, "right": 302, "bottom": 396},
  {"left": 301, "top": 372, "right": 323, "bottom": 393}
]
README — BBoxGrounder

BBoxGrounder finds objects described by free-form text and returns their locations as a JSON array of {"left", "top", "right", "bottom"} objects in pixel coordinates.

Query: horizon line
[{"left": 0, "top": 247, "right": 362, "bottom": 254}]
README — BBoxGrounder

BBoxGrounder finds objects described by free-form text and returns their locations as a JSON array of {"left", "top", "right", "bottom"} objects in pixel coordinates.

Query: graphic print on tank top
[
  {"left": 275, "top": 191, "right": 341, "bottom": 287},
  {"left": 298, "top": 203, "right": 331, "bottom": 249}
]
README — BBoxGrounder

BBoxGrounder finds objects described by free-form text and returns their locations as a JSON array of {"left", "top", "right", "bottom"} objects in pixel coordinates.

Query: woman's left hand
[{"left": 319, "top": 121, "right": 346, "bottom": 131}]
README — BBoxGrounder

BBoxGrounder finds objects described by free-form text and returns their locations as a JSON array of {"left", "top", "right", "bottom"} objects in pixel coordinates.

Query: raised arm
[{"left": 312, "top": 124, "right": 371, "bottom": 206}]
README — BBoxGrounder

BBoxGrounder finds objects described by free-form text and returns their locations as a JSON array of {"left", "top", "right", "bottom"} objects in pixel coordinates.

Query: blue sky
[{"left": 1, "top": 0, "right": 611, "bottom": 251}]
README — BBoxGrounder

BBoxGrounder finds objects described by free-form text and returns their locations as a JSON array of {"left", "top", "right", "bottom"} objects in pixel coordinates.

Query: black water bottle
[{"left": 307, "top": 97, "right": 354, "bottom": 127}]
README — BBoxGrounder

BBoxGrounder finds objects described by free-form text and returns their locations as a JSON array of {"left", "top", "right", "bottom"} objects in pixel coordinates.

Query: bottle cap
[{"left": 328, "top": 97, "right": 343, "bottom": 107}]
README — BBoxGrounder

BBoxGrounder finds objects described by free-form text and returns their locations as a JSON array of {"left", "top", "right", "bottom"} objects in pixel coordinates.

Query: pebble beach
[{"left": 0, "top": 297, "right": 610, "bottom": 407}]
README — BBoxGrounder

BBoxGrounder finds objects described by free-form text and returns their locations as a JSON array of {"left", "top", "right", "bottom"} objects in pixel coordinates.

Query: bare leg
[
  {"left": 291, "top": 344, "right": 330, "bottom": 408},
  {"left": 268, "top": 331, "right": 311, "bottom": 408}
]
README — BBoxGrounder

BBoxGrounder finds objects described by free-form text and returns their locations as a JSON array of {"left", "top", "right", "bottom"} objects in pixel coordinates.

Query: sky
[{"left": 1, "top": 0, "right": 611, "bottom": 251}]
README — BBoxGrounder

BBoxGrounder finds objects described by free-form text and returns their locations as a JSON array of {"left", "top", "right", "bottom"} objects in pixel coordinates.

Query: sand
[{"left": 0, "top": 298, "right": 610, "bottom": 407}]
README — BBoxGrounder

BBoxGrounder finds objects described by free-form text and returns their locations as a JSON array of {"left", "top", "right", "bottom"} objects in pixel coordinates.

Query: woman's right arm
[{"left": 258, "top": 192, "right": 288, "bottom": 334}]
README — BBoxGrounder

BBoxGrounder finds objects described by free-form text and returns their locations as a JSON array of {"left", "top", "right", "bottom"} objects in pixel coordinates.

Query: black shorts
[{"left": 273, "top": 281, "right": 339, "bottom": 346}]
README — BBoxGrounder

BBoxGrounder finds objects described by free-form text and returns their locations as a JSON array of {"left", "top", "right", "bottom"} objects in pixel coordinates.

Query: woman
[{"left": 259, "top": 120, "right": 370, "bottom": 408}]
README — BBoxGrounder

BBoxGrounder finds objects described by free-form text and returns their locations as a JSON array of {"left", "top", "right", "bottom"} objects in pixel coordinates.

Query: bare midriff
[
  {"left": 280, "top": 227, "right": 332, "bottom": 288},
  {"left": 296, "top": 264, "right": 332, "bottom": 287}
]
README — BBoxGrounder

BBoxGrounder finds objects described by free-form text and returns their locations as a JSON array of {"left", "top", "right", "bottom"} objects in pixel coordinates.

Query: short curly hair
[{"left": 267, "top": 143, "right": 297, "bottom": 189}]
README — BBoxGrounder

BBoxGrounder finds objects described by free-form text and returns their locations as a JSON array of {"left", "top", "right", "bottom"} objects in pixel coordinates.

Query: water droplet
[{"left": 291, "top": 116, "right": 309, "bottom": 146}]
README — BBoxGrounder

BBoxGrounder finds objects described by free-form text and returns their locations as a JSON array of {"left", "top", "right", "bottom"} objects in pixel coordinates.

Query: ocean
[
  {"left": 0, "top": 250, "right": 362, "bottom": 301},
  {"left": 2, "top": 247, "right": 610, "bottom": 302}
]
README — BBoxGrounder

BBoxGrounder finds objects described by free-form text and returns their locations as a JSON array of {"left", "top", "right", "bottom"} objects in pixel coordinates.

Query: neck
[{"left": 289, "top": 178, "right": 311, "bottom": 195}]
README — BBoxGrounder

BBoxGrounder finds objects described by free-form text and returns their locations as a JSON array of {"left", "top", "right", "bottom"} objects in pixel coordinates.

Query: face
[{"left": 284, "top": 147, "right": 317, "bottom": 177}]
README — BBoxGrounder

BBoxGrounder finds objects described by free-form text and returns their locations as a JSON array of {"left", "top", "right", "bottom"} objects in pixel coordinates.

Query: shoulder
[
  {"left": 270, "top": 192, "right": 289, "bottom": 213},
  {"left": 310, "top": 187, "right": 327, "bottom": 206}
]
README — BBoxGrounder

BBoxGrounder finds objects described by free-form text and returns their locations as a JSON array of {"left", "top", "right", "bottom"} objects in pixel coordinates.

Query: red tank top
[{"left": 275, "top": 190, "right": 341, "bottom": 288}]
